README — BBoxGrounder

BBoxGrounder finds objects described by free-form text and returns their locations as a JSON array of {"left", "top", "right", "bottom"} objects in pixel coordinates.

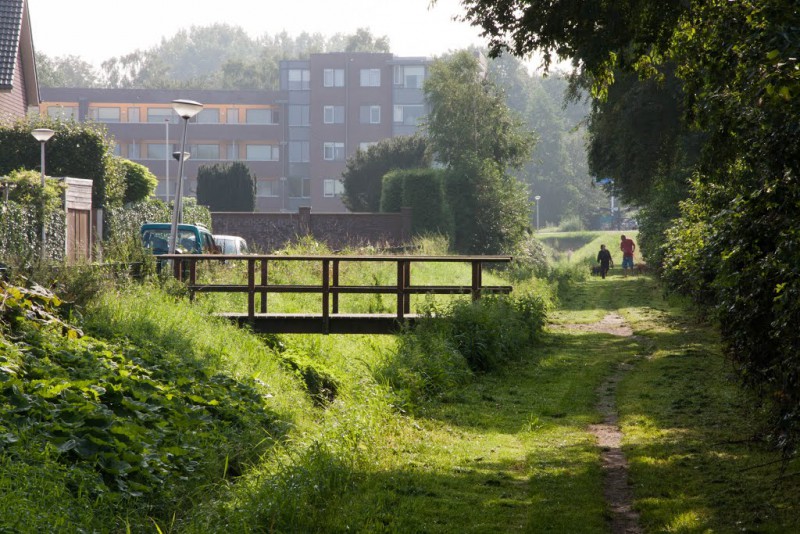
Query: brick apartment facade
[{"left": 40, "top": 53, "right": 429, "bottom": 213}]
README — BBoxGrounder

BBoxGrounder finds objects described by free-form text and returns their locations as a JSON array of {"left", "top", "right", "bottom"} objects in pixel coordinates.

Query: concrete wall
[{"left": 212, "top": 207, "right": 412, "bottom": 252}]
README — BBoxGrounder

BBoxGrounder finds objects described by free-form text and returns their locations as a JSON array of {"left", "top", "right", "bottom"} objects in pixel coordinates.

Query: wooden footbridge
[{"left": 158, "top": 254, "right": 512, "bottom": 334}]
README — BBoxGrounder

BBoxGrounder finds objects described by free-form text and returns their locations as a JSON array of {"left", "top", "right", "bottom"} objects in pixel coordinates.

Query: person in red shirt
[{"left": 620, "top": 235, "right": 636, "bottom": 277}]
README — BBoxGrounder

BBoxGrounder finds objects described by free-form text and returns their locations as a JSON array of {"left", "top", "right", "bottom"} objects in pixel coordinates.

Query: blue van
[{"left": 140, "top": 223, "right": 219, "bottom": 255}]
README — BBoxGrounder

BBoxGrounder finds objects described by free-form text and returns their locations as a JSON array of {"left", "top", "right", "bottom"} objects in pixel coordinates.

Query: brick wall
[
  {"left": 211, "top": 207, "right": 412, "bottom": 252},
  {"left": 0, "top": 55, "right": 26, "bottom": 120}
]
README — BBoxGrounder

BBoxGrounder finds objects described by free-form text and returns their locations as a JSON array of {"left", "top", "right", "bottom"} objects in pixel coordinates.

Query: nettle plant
[{"left": 0, "top": 281, "right": 285, "bottom": 500}]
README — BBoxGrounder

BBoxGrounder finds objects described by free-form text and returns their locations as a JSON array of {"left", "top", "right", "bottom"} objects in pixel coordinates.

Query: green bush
[
  {"left": 0, "top": 169, "right": 66, "bottom": 268},
  {"left": 196, "top": 161, "right": 255, "bottom": 212},
  {"left": 0, "top": 117, "right": 124, "bottom": 209},
  {"left": 120, "top": 159, "right": 158, "bottom": 204},
  {"left": 0, "top": 281, "right": 289, "bottom": 530},
  {"left": 381, "top": 289, "right": 550, "bottom": 405},
  {"left": 380, "top": 171, "right": 404, "bottom": 213}
]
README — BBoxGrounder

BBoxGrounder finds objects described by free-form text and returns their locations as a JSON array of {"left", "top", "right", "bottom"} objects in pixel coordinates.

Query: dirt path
[{"left": 552, "top": 313, "right": 643, "bottom": 534}]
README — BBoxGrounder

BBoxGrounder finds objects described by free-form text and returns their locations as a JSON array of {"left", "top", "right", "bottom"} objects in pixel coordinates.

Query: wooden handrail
[{"left": 157, "top": 254, "right": 513, "bottom": 333}]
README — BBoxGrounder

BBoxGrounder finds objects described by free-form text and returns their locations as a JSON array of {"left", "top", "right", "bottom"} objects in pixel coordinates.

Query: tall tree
[
  {"left": 36, "top": 53, "right": 100, "bottom": 88},
  {"left": 424, "top": 51, "right": 534, "bottom": 253},
  {"left": 424, "top": 51, "right": 533, "bottom": 169}
]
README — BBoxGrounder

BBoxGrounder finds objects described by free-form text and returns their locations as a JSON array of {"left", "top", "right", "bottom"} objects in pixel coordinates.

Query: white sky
[{"left": 28, "top": 0, "right": 516, "bottom": 67}]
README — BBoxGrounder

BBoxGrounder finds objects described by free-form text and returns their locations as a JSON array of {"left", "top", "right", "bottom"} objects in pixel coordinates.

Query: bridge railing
[{"left": 156, "top": 254, "right": 512, "bottom": 334}]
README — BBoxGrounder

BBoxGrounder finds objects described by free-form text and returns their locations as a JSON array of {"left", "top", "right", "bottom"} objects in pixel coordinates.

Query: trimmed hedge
[{"left": 380, "top": 168, "right": 453, "bottom": 237}]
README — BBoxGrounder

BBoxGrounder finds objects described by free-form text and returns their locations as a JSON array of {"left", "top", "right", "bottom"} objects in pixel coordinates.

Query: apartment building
[{"left": 39, "top": 53, "right": 429, "bottom": 212}]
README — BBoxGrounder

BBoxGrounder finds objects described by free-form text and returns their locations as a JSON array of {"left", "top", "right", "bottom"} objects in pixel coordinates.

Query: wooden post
[
  {"left": 247, "top": 258, "right": 255, "bottom": 319},
  {"left": 471, "top": 261, "right": 482, "bottom": 302},
  {"left": 403, "top": 260, "right": 411, "bottom": 314},
  {"left": 260, "top": 259, "right": 268, "bottom": 313},
  {"left": 332, "top": 259, "right": 340, "bottom": 314},
  {"left": 396, "top": 259, "right": 406, "bottom": 319},
  {"left": 322, "top": 259, "right": 330, "bottom": 334},
  {"left": 188, "top": 259, "right": 197, "bottom": 302}
]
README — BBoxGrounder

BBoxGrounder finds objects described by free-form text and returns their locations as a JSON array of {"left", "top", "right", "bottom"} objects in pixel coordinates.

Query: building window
[
  {"left": 359, "top": 142, "right": 378, "bottom": 152},
  {"left": 289, "top": 105, "right": 310, "bottom": 126},
  {"left": 148, "top": 108, "right": 177, "bottom": 123},
  {"left": 288, "top": 176, "right": 311, "bottom": 198},
  {"left": 289, "top": 141, "right": 310, "bottom": 163},
  {"left": 288, "top": 69, "right": 310, "bottom": 90},
  {"left": 257, "top": 180, "right": 279, "bottom": 197},
  {"left": 190, "top": 144, "right": 221, "bottom": 160},
  {"left": 323, "top": 178, "right": 345, "bottom": 198},
  {"left": 360, "top": 68, "right": 381, "bottom": 87},
  {"left": 46, "top": 106, "right": 78, "bottom": 120},
  {"left": 323, "top": 68, "right": 345, "bottom": 87},
  {"left": 89, "top": 107, "right": 120, "bottom": 123},
  {"left": 323, "top": 105, "right": 345, "bottom": 124},
  {"left": 359, "top": 105, "right": 381, "bottom": 124},
  {"left": 129, "top": 142, "right": 140, "bottom": 159},
  {"left": 192, "top": 109, "right": 219, "bottom": 124},
  {"left": 393, "top": 104, "right": 425, "bottom": 126},
  {"left": 128, "top": 108, "right": 140, "bottom": 123},
  {"left": 227, "top": 108, "right": 239, "bottom": 124},
  {"left": 394, "top": 65, "right": 425, "bottom": 88},
  {"left": 146, "top": 144, "right": 169, "bottom": 160},
  {"left": 323, "top": 142, "right": 345, "bottom": 161},
  {"left": 246, "top": 144, "right": 280, "bottom": 161},
  {"left": 246, "top": 108, "right": 278, "bottom": 124}
]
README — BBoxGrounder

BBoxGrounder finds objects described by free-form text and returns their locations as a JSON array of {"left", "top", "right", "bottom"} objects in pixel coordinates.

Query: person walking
[
  {"left": 597, "top": 244, "right": 613, "bottom": 279},
  {"left": 620, "top": 234, "right": 636, "bottom": 277}
]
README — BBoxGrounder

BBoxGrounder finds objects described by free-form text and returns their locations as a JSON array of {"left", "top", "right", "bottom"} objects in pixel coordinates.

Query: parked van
[
  {"left": 140, "top": 223, "right": 219, "bottom": 255},
  {"left": 213, "top": 235, "right": 248, "bottom": 255}
]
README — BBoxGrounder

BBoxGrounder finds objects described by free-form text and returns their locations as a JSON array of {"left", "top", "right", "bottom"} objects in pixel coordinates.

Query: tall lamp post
[
  {"left": 172, "top": 151, "right": 190, "bottom": 223},
  {"left": 165, "top": 118, "right": 170, "bottom": 205},
  {"left": 168, "top": 99, "right": 202, "bottom": 255},
  {"left": 534, "top": 195, "right": 541, "bottom": 231},
  {"left": 31, "top": 128, "right": 55, "bottom": 259}
]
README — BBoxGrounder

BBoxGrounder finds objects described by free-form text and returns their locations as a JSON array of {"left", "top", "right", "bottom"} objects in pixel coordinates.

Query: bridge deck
[{"left": 218, "top": 312, "right": 419, "bottom": 335}]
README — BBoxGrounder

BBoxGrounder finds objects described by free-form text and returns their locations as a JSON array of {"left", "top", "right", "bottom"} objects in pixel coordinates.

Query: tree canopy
[
  {"left": 39, "top": 27, "right": 392, "bottom": 90},
  {"left": 459, "top": 0, "right": 800, "bottom": 454},
  {"left": 424, "top": 51, "right": 534, "bottom": 253}
]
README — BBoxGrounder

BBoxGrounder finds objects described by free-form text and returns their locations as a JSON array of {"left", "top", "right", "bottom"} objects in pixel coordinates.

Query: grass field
[{"left": 2, "top": 234, "right": 798, "bottom": 532}]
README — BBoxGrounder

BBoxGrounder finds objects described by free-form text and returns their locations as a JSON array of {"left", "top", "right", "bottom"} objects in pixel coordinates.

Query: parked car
[
  {"left": 140, "top": 223, "right": 219, "bottom": 255},
  {"left": 214, "top": 234, "right": 248, "bottom": 255}
]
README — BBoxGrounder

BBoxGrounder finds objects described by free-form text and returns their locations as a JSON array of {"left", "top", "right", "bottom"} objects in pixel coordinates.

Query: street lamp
[
  {"left": 534, "top": 195, "right": 541, "bottom": 231},
  {"left": 165, "top": 118, "right": 170, "bottom": 205},
  {"left": 168, "top": 99, "right": 202, "bottom": 255},
  {"left": 172, "top": 151, "right": 190, "bottom": 224},
  {"left": 31, "top": 128, "right": 55, "bottom": 259}
]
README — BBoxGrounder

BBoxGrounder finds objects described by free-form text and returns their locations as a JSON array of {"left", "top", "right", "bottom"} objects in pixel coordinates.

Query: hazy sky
[{"left": 28, "top": 0, "right": 502, "bottom": 67}]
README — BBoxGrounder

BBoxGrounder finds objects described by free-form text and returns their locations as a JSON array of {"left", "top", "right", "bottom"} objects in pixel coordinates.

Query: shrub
[
  {"left": 381, "top": 289, "right": 550, "bottom": 405},
  {"left": 196, "top": 162, "right": 255, "bottom": 212},
  {"left": 120, "top": 159, "right": 158, "bottom": 204},
  {"left": 0, "top": 117, "right": 124, "bottom": 209}
]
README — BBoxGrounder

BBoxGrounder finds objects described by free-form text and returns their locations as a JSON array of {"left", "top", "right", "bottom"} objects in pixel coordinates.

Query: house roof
[{"left": 0, "top": 0, "right": 25, "bottom": 90}]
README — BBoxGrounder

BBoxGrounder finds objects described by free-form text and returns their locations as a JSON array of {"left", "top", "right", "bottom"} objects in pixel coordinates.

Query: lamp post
[
  {"left": 534, "top": 195, "right": 541, "bottom": 231},
  {"left": 165, "top": 118, "right": 170, "bottom": 204},
  {"left": 31, "top": 128, "right": 55, "bottom": 259},
  {"left": 168, "top": 99, "right": 202, "bottom": 255},
  {"left": 172, "top": 151, "right": 190, "bottom": 224}
]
